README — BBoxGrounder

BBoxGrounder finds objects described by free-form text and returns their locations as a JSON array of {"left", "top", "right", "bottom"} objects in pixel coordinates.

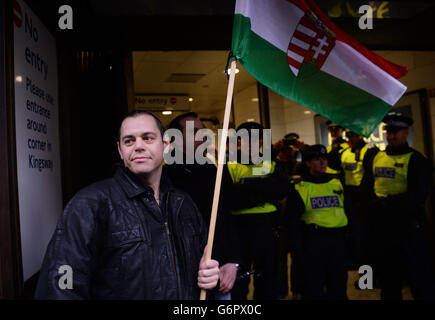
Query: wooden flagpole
[{"left": 200, "top": 59, "right": 237, "bottom": 300}]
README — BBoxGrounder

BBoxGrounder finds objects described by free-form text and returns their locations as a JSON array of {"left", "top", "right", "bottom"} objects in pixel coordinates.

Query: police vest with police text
[
  {"left": 372, "top": 151, "right": 412, "bottom": 197},
  {"left": 295, "top": 178, "right": 348, "bottom": 228},
  {"left": 227, "top": 161, "right": 277, "bottom": 215},
  {"left": 340, "top": 145, "right": 368, "bottom": 186}
]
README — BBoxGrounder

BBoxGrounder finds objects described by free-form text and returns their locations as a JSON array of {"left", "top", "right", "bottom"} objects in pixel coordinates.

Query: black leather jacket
[{"left": 35, "top": 167, "right": 207, "bottom": 300}]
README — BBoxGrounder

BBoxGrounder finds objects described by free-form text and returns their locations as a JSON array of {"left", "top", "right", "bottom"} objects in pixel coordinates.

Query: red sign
[{"left": 170, "top": 97, "right": 177, "bottom": 104}]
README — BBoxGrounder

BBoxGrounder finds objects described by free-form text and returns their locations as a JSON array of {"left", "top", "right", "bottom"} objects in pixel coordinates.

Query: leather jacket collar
[{"left": 114, "top": 166, "right": 176, "bottom": 199}]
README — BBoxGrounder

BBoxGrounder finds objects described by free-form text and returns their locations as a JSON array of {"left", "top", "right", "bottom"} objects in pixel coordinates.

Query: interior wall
[
  {"left": 377, "top": 51, "right": 435, "bottom": 162},
  {"left": 232, "top": 84, "right": 260, "bottom": 128},
  {"left": 268, "top": 90, "right": 287, "bottom": 142}
]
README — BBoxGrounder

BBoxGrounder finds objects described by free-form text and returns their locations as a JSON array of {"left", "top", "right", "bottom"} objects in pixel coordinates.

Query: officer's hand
[
  {"left": 218, "top": 263, "right": 238, "bottom": 294},
  {"left": 198, "top": 246, "right": 220, "bottom": 290}
]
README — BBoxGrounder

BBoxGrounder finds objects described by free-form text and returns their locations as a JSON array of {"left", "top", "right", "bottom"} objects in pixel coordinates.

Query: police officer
[
  {"left": 227, "top": 122, "right": 289, "bottom": 300},
  {"left": 273, "top": 132, "right": 306, "bottom": 176},
  {"left": 272, "top": 133, "right": 307, "bottom": 298},
  {"left": 362, "top": 112, "right": 435, "bottom": 300},
  {"left": 286, "top": 145, "right": 348, "bottom": 300},
  {"left": 325, "top": 121, "right": 349, "bottom": 176}
]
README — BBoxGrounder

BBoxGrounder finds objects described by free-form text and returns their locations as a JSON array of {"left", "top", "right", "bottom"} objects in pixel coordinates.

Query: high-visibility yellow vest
[
  {"left": 227, "top": 161, "right": 277, "bottom": 215},
  {"left": 372, "top": 151, "right": 412, "bottom": 197},
  {"left": 326, "top": 142, "right": 349, "bottom": 174},
  {"left": 295, "top": 178, "right": 348, "bottom": 228},
  {"left": 340, "top": 145, "right": 368, "bottom": 186}
]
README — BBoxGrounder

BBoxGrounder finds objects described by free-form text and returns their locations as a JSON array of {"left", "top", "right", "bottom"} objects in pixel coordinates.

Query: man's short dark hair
[
  {"left": 284, "top": 132, "right": 299, "bottom": 140},
  {"left": 168, "top": 112, "right": 199, "bottom": 131},
  {"left": 236, "top": 121, "right": 264, "bottom": 139},
  {"left": 118, "top": 110, "right": 165, "bottom": 141}
]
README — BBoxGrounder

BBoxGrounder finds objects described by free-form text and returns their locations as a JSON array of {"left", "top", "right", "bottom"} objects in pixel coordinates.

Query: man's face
[
  {"left": 329, "top": 126, "right": 343, "bottom": 140},
  {"left": 117, "top": 114, "right": 168, "bottom": 177},
  {"left": 179, "top": 116, "right": 205, "bottom": 152},
  {"left": 306, "top": 156, "right": 328, "bottom": 175},
  {"left": 386, "top": 127, "right": 408, "bottom": 147}
]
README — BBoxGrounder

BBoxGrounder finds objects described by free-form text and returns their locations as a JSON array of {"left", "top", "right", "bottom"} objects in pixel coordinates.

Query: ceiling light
[
  {"left": 304, "top": 110, "right": 312, "bottom": 114},
  {"left": 16, "top": 76, "right": 22, "bottom": 82},
  {"left": 188, "top": 97, "right": 194, "bottom": 102},
  {"left": 227, "top": 68, "right": 240, "bottom": 75},
  {"left": 247, "top": 118, "right": 255, "bottom": 122},
  {"left": 251, "top": 98, "right": 259, "bottom": 102},
  {"left": 162, "top": 111, "right": 172, "bottom": 115}
]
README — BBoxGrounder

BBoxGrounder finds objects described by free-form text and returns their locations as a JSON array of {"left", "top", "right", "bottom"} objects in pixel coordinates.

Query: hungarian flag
[{"left": 232, "top": 0, "right": 408, "bottom": 137}]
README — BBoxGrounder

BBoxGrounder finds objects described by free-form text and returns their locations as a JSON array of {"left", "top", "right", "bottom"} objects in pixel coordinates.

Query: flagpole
[{"left": 200, "top": 59, "right": 237, "bottom": 300}]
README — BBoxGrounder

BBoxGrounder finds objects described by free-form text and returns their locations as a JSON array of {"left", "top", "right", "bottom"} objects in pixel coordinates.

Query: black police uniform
[
  {"left": 328, "top": 136, "right": 379, "bottom": 269},
  {"left": 361, "top": 112, "right": 435, "bottom": 299},
  {"left": 286, "top": 145, "right": 348, "bottom": 300},
  {"left": 227, "top": 122, "right": 290, "bottom": 300}
]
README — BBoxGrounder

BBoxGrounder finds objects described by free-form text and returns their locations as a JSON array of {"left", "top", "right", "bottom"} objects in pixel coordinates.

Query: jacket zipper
[
  {"left": 174, "top": 195, "right": 189, "bottom": 297},
  {"left": 158, "top": 192, "right": 181, "bottom": 299}
]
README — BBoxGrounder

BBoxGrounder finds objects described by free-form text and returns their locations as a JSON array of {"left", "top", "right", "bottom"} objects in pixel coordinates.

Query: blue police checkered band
[
  {"left": 374, "top": 167, "right": 396, "bottom": 179},
  {"left": 343, "top": 163, "right": 357, "bottom": 171},
  {"left": 385, "top": 120, "right": 408, "bottom": 128},
  {"left": 310, "top": 196, "right": 340, "bottom": 209}
]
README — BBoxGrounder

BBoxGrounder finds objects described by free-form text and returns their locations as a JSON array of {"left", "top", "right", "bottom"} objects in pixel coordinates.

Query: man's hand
[
  {"left": 197, "top": 246, "right": 220, "bottom": 290},
  {"left": 218, "top": 263, "right": 238, "bottom": 294}
]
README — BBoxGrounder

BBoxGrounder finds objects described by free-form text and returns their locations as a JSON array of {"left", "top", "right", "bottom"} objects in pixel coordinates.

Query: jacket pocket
[{"left": 108, "top": 226, "right": 143, "bottom": 247}]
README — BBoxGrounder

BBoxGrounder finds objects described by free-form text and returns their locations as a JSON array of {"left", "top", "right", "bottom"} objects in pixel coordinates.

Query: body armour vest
[
  {"left": 326, "top": 141, "right": 349, "bottom": 175},
  {"left": 228, "top": 161, "right": 277, "bottom": 215},
  {"left": 341, "top": 145, "right": 368, "bottom": 186},
  {"left": 295, "top": 178, "right": 348, "bottom": 228},
  {"left": 372, "top": 151, "right": 412, "bottom": 197}
]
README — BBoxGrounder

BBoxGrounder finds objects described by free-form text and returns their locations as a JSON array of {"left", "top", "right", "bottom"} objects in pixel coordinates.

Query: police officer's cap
[
  {"left": 236, "top": 121, "right": 264, "bottom": 138},
  {"left": 382, "top": 112, "right": 413, "bottom": 129},
  {"left": 302, "top": 144, "right": 327, "bottom": 162},
  {"left": 326, "top": 120, "right": 343, "bottom": 130},
  {"left": 284, "top": 132, "right": 299, "bottom": 140}
]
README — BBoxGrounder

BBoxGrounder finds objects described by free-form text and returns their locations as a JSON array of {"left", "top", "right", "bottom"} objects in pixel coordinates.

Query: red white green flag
[{"left": 232, "top": 0, "right": 408, "bottom": 137}]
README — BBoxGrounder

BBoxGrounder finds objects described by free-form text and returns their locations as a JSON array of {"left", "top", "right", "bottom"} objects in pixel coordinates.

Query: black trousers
[
  {"left": 366, "top": 202, "right": 435, "bottom": 300},
  {"left": 231, "top": 213, "right": 279, "bottom": 300},
  {"left": 290, "top": 249, "right": 304, "bottom": 296},
  {"left": 301, "top": 225, "right": 348, "bottom": 300},
  {"left": 343, "top": 186, "right": 363, "bottom": 269}
]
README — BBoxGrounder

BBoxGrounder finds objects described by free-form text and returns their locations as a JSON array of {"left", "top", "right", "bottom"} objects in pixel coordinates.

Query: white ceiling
[{"left": 132, "top": 50, "right": 258, "bottom": 115}]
